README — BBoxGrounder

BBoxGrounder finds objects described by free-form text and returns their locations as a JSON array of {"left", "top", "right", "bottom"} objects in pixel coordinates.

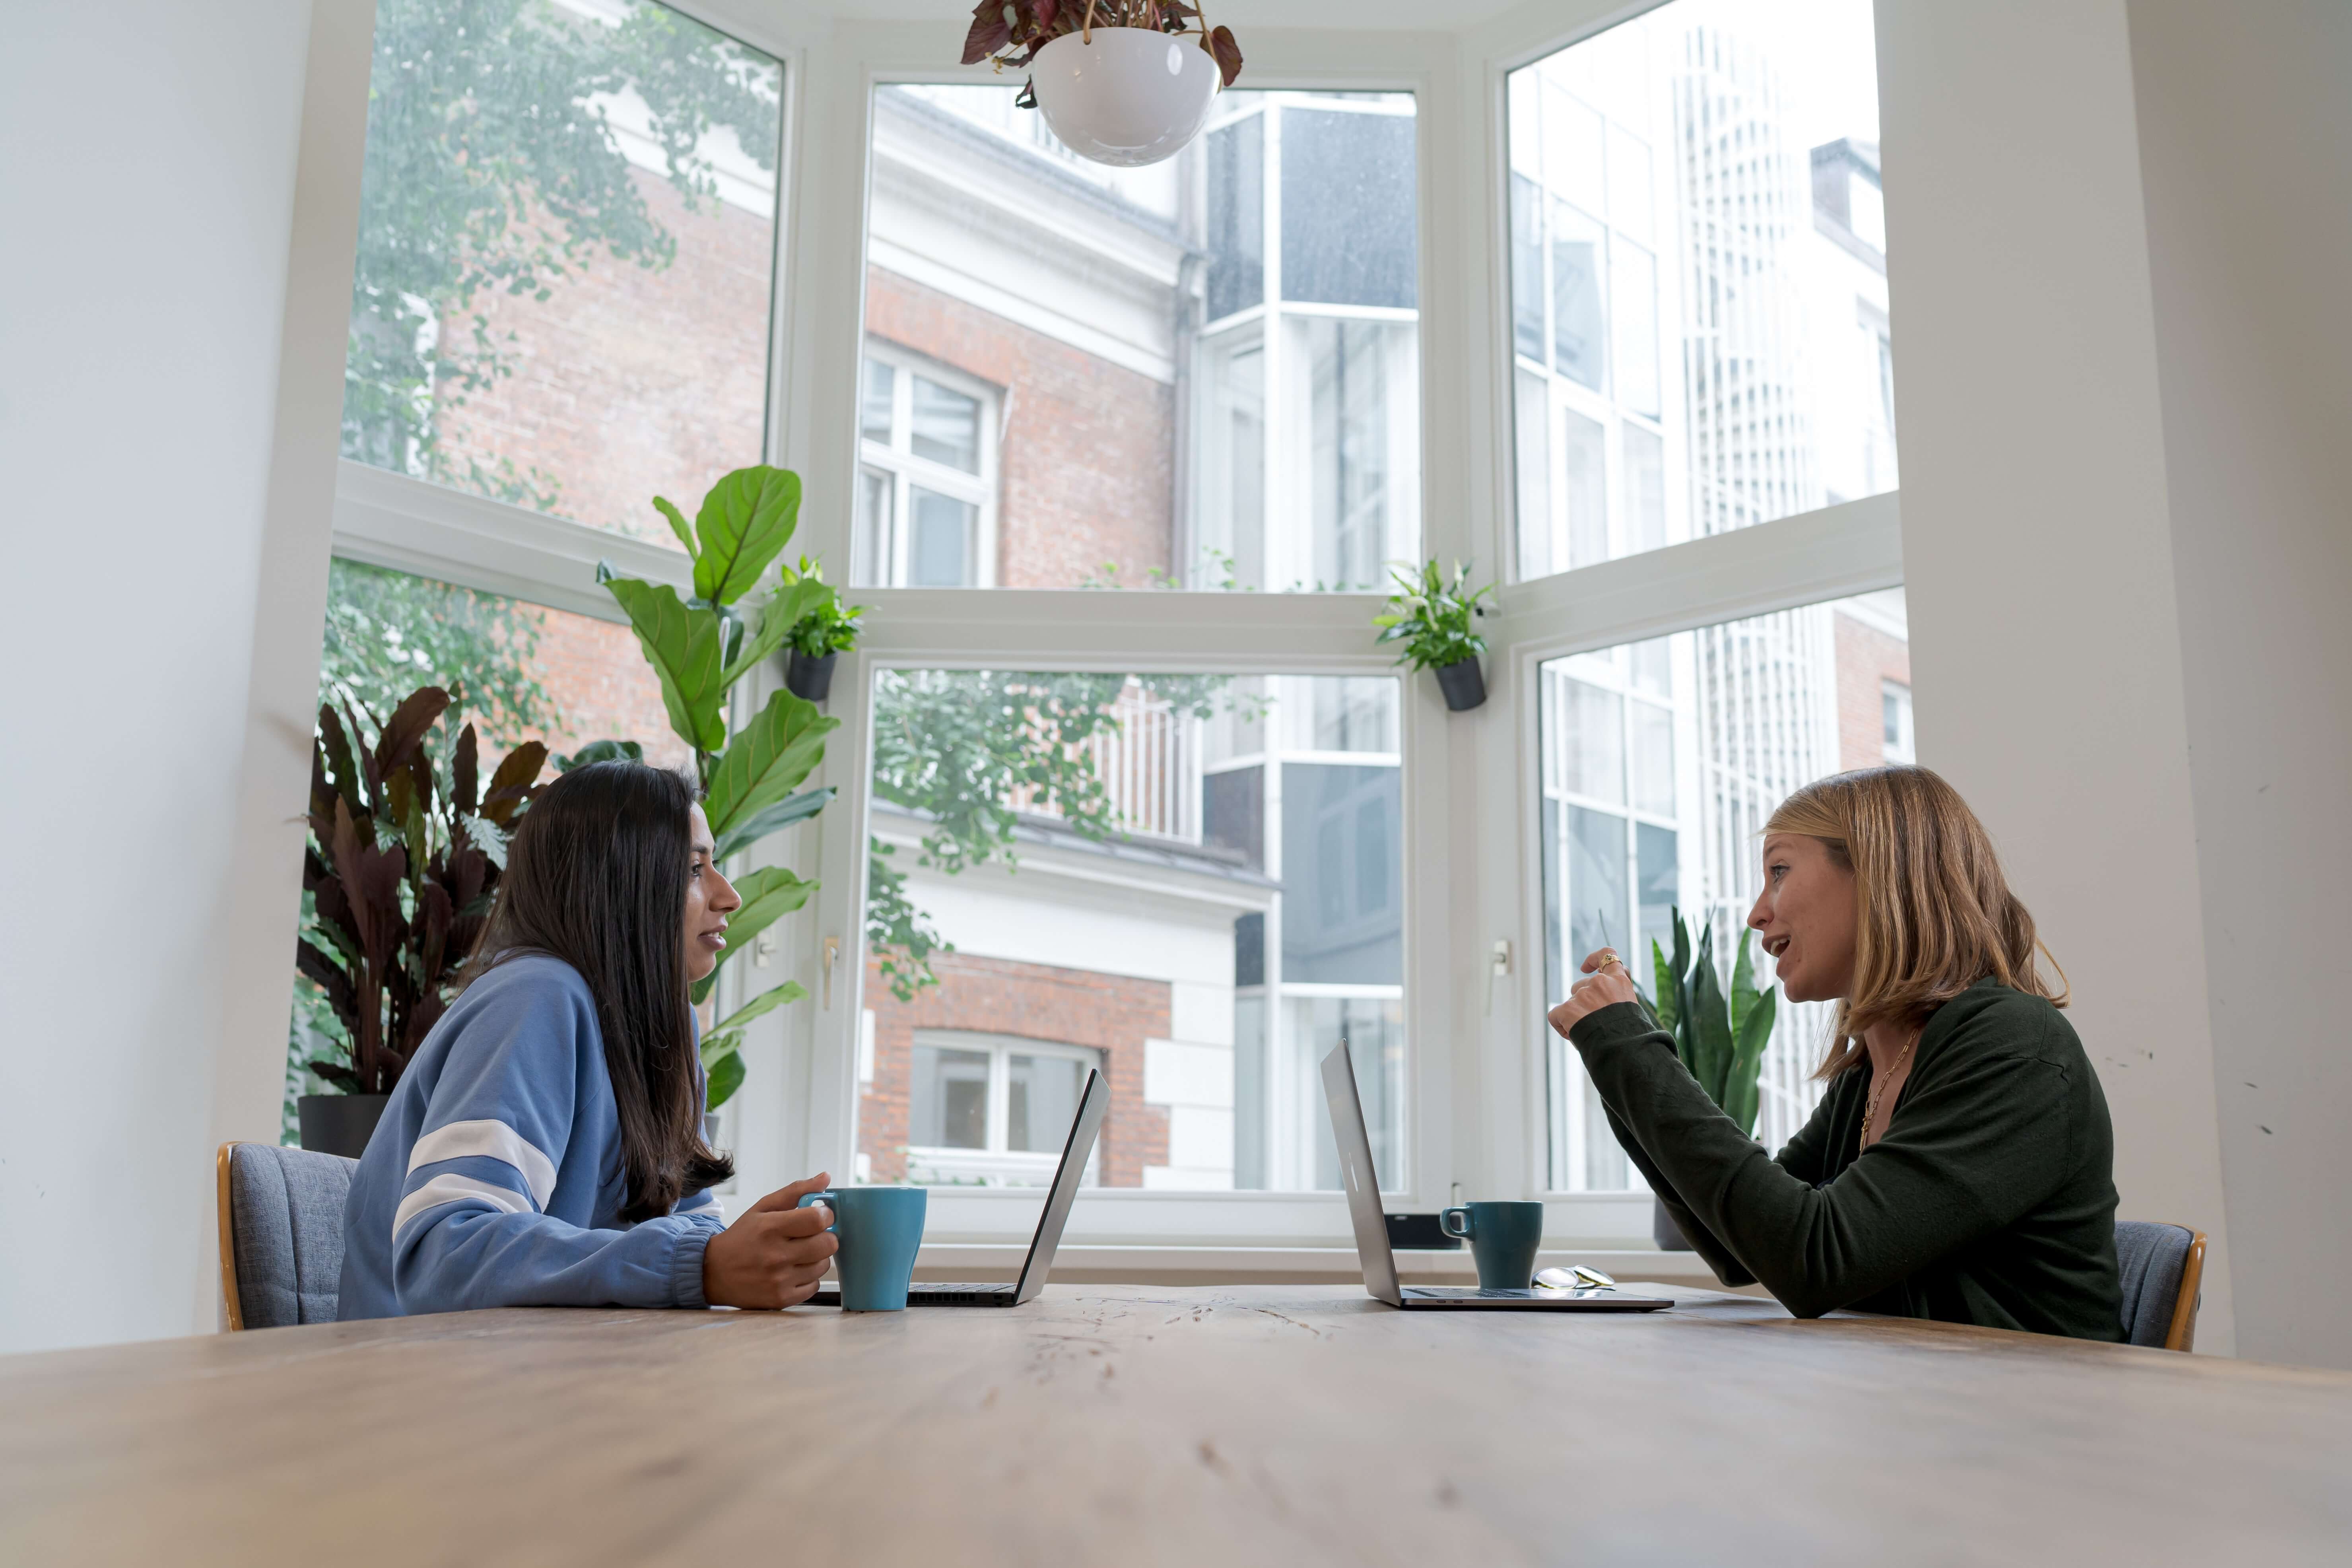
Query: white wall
[
  {"left": 2126, "top": 0, "right": 2352, "bottom": 1368},
  {"left": 1876, "top": 0, "right": 2239, "bottom": 1350},
  {"left": 0, "top": 0, "right": 361, "bottom": 1352}
]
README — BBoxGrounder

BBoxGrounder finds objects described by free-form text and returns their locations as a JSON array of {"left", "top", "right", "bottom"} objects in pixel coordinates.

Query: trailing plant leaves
[
  {"left": 711, "top": 785, "right": 835, "bottom": 864},
  {"left": 962, "top": 0, "right": 1012, "bottom": 64},
  {"left": 1208, "top": 23, "right": 1242, "bottom": 86},
  {"left": 703, "top": 688, "right": 838, "bottom": 844},
  {"left": 692, "top": 465, "right": 801, "bottom": 607},
  {"left": 703, "top": 1039, "right": 746, "bottom": 1111},
  {"left": 714, "top": 979, "right": 807, "bottom": 1036},
  {"left": 604, "top": 575, "right": 728, "bottom": 754},
  {"left": 689, "top": 865, "right": 818, "bottom": 1004},
  {"left": 652, "top": 494, "right": 699, "bottom": 557}
]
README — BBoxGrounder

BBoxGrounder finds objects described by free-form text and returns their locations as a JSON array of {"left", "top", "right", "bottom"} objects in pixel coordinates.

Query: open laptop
[
  {"left": 1321, "top": 1042, "right": 1672, "bottom": 1313},
  {"left": 808, "top": 1065, "right": 1108, "bottom": 1308}
]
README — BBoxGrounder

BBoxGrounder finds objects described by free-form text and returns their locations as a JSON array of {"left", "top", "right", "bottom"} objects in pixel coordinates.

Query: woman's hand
[
  {"left": 1546, "top": 948, "right": 1641, "bottom": 1039},
  {"left": 702, "top": 1172, "right": 840, "bottom": 1310}
]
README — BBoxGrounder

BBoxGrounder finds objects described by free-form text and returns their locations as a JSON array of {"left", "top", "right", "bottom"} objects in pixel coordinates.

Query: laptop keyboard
[{"left": 1408, "top": 1285, "right": 1575, "bottom": 1299}]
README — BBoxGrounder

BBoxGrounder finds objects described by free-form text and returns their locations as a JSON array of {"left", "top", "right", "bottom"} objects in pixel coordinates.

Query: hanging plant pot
[
  {"left": 1029, "top": 27, "right": 1220, "bottom": 169},
  {"left": 298, "top": 1094, "right": 390, "bottom": 1160},
  {"left": 785, "top": 650, "right": 838, "bottom": 703},
  {"left": 1433, "top": 657, "right": 1487, "bottom": 713}
]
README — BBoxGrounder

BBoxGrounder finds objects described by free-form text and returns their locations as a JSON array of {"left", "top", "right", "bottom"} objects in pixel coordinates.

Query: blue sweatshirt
[{"left": 337, "top": 953, "right": 724, "bottom": 1319}]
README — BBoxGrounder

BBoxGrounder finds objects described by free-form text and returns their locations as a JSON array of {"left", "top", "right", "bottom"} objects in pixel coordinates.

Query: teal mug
[
  {"left": 798, "top": 1186, "right": 927, "bottom": 1310},
  {"left": 1440, "top": 1200, "right": 1546, "bottom": 1291}
]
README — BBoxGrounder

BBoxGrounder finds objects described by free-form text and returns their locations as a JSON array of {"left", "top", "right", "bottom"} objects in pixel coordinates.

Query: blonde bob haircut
[{"left": 1764, "top": 765, "right": 2065, "bottom": 1080}]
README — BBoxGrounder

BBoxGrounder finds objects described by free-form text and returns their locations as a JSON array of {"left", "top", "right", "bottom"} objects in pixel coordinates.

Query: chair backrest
[
  {"left": 2114, "top": 1220, "right": 2206, "bottom": 1351},
  {"left": 216, "top": 1142, "right": 358, "bottom": 1330}
]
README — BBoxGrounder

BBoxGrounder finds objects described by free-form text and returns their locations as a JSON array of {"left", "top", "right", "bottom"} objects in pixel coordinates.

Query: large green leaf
[
  {"left": 714, "top": 979, "right": 808, "bottom": 1036},
  {"left": 703, "top": 1037, "right": 745, "bottom": 1111},
  {"left": 651, "top": 495, "right": 699, "bottom": 558},
  {"left": 719, "top": 577, "right": 827, "bottom": 689},
  {"left": 1688, "top": 922, "right": 1735, "bottom": 1105},
  {"left": 602, "top": 575, "right": 726, "bottom": 754},
  {"left": 711, "top": 786, "right": 835, "bottom": 864},
  {"left": 690, "top": 865, "right": 818, "bottom": 1003},
  {"left": 693, "top": 466, "right": 802, "bottom": 607},
  {"left": 1723, "top": 984, "right": 1777, "bottom": 1137},
  {"left": 703, "top": 688, "right": 838, "bottom": 843}
]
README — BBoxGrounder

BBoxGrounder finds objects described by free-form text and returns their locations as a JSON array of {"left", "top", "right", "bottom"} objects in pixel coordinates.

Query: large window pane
[
  {"left": 857, "top": 670, "right": 1404, "bottom": 1191},
  {"left": 341, "top": 0, "right": 782, "bottom": 547},
  {"left": 864, "top": 85, "right": 1419, "bottom": 591},
  {"left": 1508, "top": 0, "right": 1897, "bottom": 582},
  {"left": 1540, "top": 588, "right": 1912, "bottom": 1190}
]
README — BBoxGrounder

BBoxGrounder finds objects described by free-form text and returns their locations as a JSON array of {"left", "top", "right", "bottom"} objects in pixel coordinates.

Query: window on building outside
[
  {"left": 1506, "top": 0, "right": 1896, "bottom": 583},
  {"left": 859, "top": 84, "right": 1420, "bottom": 592},
  {"left": 339, "top": 0, "right": 784, "bottom": 550},
  {"left": 1881, "top": 678, "right": 1916, "bottom": 763},
  {"left": 1539, "top": 587, "right": 1909, "bottom": 1191},
  {"left": 855, "top": 346, "right": 1000, "bottom": 587},
  {"left": 858, "top": 669, "right": 1405, "bottom": 1191}
]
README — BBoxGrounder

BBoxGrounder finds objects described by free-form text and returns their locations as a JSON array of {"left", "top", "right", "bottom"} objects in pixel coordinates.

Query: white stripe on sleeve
[
  {"left": 392, "top": 1173, "right": 534, "bottom": 1244},
  {"left": 407, "top": 1119, "right": 559, "bottom": 1210}
]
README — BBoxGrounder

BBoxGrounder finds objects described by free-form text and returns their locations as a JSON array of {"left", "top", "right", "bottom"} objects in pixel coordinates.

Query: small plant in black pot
[
  {"left": 1373, "top": 560, "right": 1496, "bottom": 711},
  {"left": 779, "top": 557, "right": 863, "bottom": 704}
]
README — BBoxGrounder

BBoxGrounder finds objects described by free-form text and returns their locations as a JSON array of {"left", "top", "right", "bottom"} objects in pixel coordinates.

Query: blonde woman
[{"left": 1546, "top": 766, "right": 2124, "bottom": 1340}]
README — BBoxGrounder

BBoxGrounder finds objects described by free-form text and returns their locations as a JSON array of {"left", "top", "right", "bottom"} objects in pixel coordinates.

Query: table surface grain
[{"left": 5, "top": 1284, "right": 2348, "bottom": 1567}]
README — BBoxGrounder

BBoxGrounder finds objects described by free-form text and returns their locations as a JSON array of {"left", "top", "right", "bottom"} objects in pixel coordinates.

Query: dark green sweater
[{"left": 1569, "top": 978, "right": 2125, "bottom": 1341}]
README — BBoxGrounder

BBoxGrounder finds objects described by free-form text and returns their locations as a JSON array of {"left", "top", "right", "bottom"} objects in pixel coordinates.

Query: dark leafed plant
[
  {"left": 962, "top": 1, "right": 1244, "bottom": 103},
  {"left": 598, "top": 465, "right": 841, "bottom": 1109},
  {"left": 1643, "top": 909, "right": 1778, "bottom": 1137},
  {"left": 299, "top": 685, "right": 548, "bottom": 1096}
]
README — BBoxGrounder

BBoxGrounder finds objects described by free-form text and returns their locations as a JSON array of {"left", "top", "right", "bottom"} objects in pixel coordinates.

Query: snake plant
[{"left": 1645, "top": 908, "right": 1778, "bottom": 1137}]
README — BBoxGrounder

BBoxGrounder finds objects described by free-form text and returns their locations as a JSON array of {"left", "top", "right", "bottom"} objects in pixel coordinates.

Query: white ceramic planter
[{"left": 1029, "top": 27, "right": 1220, "bottom": 168}]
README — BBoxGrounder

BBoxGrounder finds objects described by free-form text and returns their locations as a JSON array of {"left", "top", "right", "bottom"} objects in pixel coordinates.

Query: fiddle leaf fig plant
[
  {"left": 1645, "top": 909, "right": 1778, "bottom": 1137},
  {"left": 298, "top": 684, "right": 548, "bottom": 1096},
  {"left": 598, "top": 464, "right": 844, "bottom": 1110}
]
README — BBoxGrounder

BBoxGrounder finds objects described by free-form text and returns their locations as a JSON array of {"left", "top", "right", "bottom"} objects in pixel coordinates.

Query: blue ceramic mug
[
  {"left": 1439, "top": 1200, "right": 1546, "bottom": 1291},
  {"left": 798, "top": 1186, "right": 927, "bottom": 1310}
]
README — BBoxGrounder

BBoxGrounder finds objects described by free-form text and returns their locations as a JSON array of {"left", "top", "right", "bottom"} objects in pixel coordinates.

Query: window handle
[{"left": 823, "top": 935, "right": 839, "bottom": 1010}]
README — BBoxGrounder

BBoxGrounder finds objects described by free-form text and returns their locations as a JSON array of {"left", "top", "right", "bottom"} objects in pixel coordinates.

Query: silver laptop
[
  {"left": 1321, "top": 1042, "right": 1671, "bottom": 1313},
  {"left": 809, "top": 1066, "right": 1107, "bottom": 1308}
]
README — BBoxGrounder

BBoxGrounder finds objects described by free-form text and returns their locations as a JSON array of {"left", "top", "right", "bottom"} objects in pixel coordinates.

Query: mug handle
[
  {"left": 1440, "top": 1207, "right": 1472, "bottom": 1240},
  {"left": 797, "top": 1191, "right": 838, "bottom": 1231}
]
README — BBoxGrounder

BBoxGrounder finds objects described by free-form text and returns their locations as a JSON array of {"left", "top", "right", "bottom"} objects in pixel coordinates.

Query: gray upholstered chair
[
  {"left": 2115, "top": 1220, "right": 2207, "bottom": 1352},
  {"left": 216, "top": 1141, "right": 357, "bottom": 1329}
]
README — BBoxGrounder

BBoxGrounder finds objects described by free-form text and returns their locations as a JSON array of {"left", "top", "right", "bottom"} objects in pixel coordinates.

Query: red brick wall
[
  {"left": 1835, "top": 612, "right": 1913, "bottom": 772},
  {"left": 437, "top": 166, "right": 775, "bottom": 549},
  {"left": 522, "top": 605, "right": 695, "bottom": 773},
  {"left": 864, "top": 267, "right": 1175, "bottom": 589},
  {"left": 859, "top": 951, "right": 1171, "bottom": 1187}
]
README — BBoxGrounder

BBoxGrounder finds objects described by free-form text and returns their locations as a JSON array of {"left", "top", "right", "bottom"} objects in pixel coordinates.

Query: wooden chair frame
[
  {"left": 2165, "top": 1229, "right": 2207, "bottom": 1352},
  {"left": 216, "top": 1141, "right": 247, "bottom": 1333}
]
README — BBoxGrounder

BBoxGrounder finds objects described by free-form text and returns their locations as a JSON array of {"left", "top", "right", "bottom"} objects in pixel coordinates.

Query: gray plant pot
[
  {"left": 785, "top": 650, "right": 837, "bottom": 703},
  {"left": 298, "top": 1093, "right": 390, "bottom": 1160},
  {"left": 1652, "top": 1195, "right": 1693, "bottom": 1251},
  {"left": 1433, "top": 657, "right": 1487, "bottom": 712}
]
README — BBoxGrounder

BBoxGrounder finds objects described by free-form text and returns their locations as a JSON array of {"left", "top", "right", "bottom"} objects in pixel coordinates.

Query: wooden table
[{"left": 6, "top": 1285, "right": 2348, "bottom": 1566}]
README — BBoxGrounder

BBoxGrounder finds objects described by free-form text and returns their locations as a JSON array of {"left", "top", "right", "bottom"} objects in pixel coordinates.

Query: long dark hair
[{"left": 467, "top": 760, "right": 732, "bottom": 1221}]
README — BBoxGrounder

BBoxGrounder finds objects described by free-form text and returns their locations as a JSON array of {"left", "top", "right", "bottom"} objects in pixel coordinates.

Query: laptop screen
[
  {"left": 1012, "top": 1067, "right": 1109, "bottom": 1303},
  {"left": 1320, "top": 1042, "right": 1405, "bottom": 1306}
]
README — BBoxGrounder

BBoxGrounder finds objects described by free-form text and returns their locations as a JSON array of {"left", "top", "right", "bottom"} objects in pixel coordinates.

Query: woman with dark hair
[
  {"left": 339, "top": 760, "right": 838, "bottom": 1318},
  {"left": 1548, "top": 765, "right": 2124, "bottom": 1339}
]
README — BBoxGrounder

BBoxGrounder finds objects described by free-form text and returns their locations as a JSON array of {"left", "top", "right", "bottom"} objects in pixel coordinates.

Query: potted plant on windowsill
[
  {"left": 777, "top": 558, "right": 863, "bottom": 704},
  {"left": 1638, "top": 909, "right": 1778, "bottom": 1250},
  {"left": 294, "top": 686, "right": 548, "bottom": 1157},
  {"left": 963, "top": 1, "right": 1243, "bottom": 168},
  {"left": 1373, "top": 560, "right": 1497, "bottom": 711}
]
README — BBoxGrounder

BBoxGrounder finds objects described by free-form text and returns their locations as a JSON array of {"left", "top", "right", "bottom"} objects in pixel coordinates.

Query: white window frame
[
  {"left": 904, "top": 1030, "right": 1102, "bottom": 1186},
  {"left": 310, "top": 3, "right": 1911, "bottom": 1267},
  {"left": 855, "top": 340, "right": 1000, "bottom": 588}
]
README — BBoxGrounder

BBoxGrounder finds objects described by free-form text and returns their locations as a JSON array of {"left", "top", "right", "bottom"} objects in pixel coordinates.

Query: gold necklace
[{"left": 1860, "top": 1035, "right": 1919, "bottom": 1149}]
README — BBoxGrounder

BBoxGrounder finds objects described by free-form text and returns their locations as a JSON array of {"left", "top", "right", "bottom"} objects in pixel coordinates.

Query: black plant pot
[
  {"left": 785, "top": 650, "right": 837, "bottom": 703},
  {"left": 1652, "top": 1195, "right": 1693, "bottom": 1251},
  {"left": 298, "top": 1093, "right": 390, "bottom": 1159},
  {"left": 1433, "top": 657, "right": 1487, "bottom": 712}
]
